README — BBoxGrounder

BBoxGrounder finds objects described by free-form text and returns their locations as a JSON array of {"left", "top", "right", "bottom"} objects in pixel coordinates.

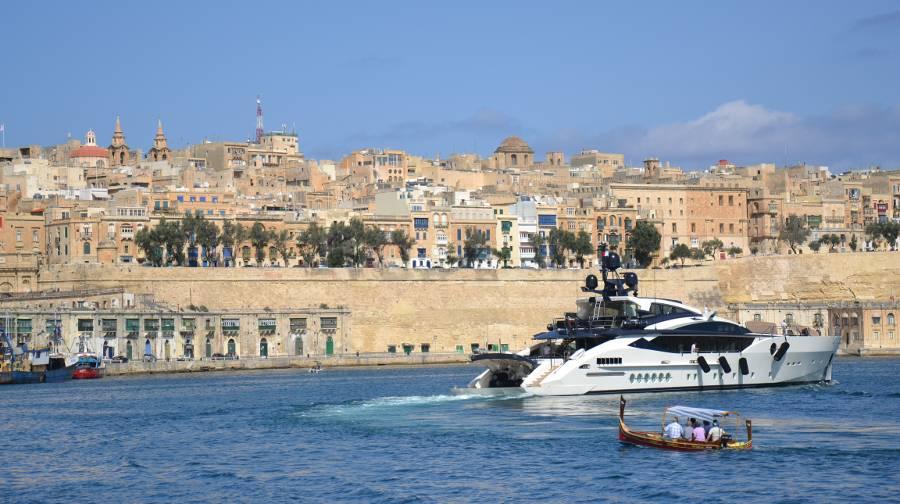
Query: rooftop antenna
[{"left": 255, "top": 96, "right": 264, "bottom": 144}]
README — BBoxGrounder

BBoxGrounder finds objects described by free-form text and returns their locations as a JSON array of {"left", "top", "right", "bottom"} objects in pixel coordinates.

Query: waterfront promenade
[{"left": 105, "top": 352, "right": 469, "bottom": 376}]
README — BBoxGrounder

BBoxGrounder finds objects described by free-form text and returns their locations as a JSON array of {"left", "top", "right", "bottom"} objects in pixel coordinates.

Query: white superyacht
[{"left": 466, "top": 252, "right": 840, "bottom": 396}]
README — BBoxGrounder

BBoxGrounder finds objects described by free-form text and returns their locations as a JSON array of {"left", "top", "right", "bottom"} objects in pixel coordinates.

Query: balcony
[{"left": 145, "top": 331, "right": 158, "bottom": 338}]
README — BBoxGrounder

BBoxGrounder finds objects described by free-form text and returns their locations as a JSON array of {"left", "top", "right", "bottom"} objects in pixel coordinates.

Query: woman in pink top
[{"left": 691, "top": 419, "right": 706, "bottom": 442}]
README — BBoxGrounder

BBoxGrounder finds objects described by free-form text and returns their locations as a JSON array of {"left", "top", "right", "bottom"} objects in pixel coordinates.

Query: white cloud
[{"left": 586, "top": 100, "right": 900, "bottom": 170}]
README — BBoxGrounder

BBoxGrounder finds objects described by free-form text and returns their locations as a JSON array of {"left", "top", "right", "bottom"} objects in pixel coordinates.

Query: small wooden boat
[{"left": 618, "top": 396, "right": 752, "bottom": 451}]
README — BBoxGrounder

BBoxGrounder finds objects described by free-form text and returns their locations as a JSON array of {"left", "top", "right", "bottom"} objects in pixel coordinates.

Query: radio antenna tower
[{"left": 255, "top": 95, "right": 264, "bottom": 144}]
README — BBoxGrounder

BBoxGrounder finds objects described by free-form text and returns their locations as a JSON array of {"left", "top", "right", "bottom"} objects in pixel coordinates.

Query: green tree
[
  {"left": 348, "top": 217, "right": 367, "bottom": 267},
  {"left": 779, "top": 215, "right": 810, "bottom": 254},
  {"left": 808, "top": 239, "right": 822, "bottom": 253},
  {"left": 135, "top": 226, "right": 164, "bottom": 266},
  {"left": 390, "top": 228, "right": 415, "bottom": 266},
  {"left": 827, "top": 234, "right": 841, "bottom": 252},
  {"left": 463, "top": 228, "right": 488, "bottom": 267},
  {"left": 154, "top": 218, "right": 185, "bottom": 266},
  {"left": 849, "top": 234, "right": 858, "bottom": 252},
  {"left": 669, "top": 243, "right": 691, "bottom": 266},
  {"left": 297, "top": 222, "right": 327, "bottom": 267},
  {"left": 627, "top": 221, "right": 661, "bottom": 267},
  {"left": 196, "top": 218, "right": 220, "bottom": 266},
  {"left": 726, "top": 245, "right": 743, "bottom": 257},
  {"left": 272, "top": 229, "right": 292, "bottom": 266},
  {"left": 493, "top": 246, "right": 512, "bottom": 268},
  {"left": 573, "top": 230, "right": 594, "bottom": 268},
  {"left": 249, "top": 222, "right": 271, "bottom": 265},
  {"left": 701, "top": 238, "right": 724, "bottom": 260},
  {"left": 363, "top": 225, "right": 388, "bottom": 267},
  {"left": 446, "top": 241, "right": 459, "bottom": 268},
  {"left": 689, "top": 247, "right": 705, "bottom": 261},
  {"left": 531, "top": 232, "right": 547, "bottom": 269}
]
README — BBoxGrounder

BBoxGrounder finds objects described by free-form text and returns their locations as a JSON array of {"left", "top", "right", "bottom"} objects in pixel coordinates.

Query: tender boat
[
  {"left": 618, "top": 395, "right": 752, "bottom": 451},
  {"left": 466, "top": 251, "right": 840, "bottom": 396},
  {"left": 72, "top": 354, "right": 104, "bottom": 380}
]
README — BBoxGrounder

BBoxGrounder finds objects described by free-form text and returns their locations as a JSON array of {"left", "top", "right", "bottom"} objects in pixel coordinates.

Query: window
[
  {"left": 189, "top": 196, "right": 196, "bottom": 202},
  {"left": 199, "top": 196, "right": 207, "bottom": 202},
  {"left": 875, "top": 331, "right": 881, "bottom": 339},
  {"left": 538, "top": 215, "right": 557, "bottom": 227},
  {"left": 212, "top": 197, "right": 219, "bottom": 203},
  {"left": 785, "top": 313, "right": 794, "bottom": 324},
  {"left": 77, "top": 319, "right": 93, "bottom": 332},
  {"left": 728, "top": 195, "right": 734, "bottom": 206},
  {"left": 83, "top": 242, "right": 91, "bottom": 255},
  {"left": 290, "top": 318, "right": 307, "bottom": 332},
  {"left": 753, "top": 313, "right": 761, "bottom": 321},
  {"left": 889, "top": 313, "right": 895, "bottom": 326},
  {"left": 719, "top": 223, "right": 724, "bottom": 233},
  {"left": 691, "top": 223, "right": 696, "bottom": 233},
  {"left": 414, "top": 217, "right": 429, "bottom": 229},
  {"left": 15, "top": 229, "right": 21, "bottom": 242},
  {"left": 873, "top": 315, "right": 882, "bottom": 325},
  {"left": 672, "top": 223, "right": 677, "bottom": 233},
  {"left": 729, "top": 223, "right": 734, "bottom": 233},
  {"left": 32, "top": 229, "right": 38, "bottom": 243},
  {"left": 321, "top": 317, "right": 338, "bottom": 329},
  {"left": 718, "top": 195, "right": 724, "bottom": 206},
  {"left": 177, "top": 195, "right": 184, "bottom": 202}
]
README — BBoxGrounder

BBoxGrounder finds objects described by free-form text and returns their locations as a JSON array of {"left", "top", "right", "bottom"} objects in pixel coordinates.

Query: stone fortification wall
[{"left": 36, "top": 253, "right": 900, "bottom": 352}]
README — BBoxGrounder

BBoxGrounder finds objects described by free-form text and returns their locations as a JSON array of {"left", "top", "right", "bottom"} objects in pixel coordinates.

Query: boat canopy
[{"left": 666, "top": 406, "right": 737, "bottom": 423}]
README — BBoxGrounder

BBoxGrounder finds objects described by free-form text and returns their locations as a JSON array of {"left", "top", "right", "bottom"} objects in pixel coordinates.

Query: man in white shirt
[
  {"left": 664, "top": 416, "right": 683, "bottom": 439},
  {"left": 707, "top": 420, "right": 725, "bottom": 442}
]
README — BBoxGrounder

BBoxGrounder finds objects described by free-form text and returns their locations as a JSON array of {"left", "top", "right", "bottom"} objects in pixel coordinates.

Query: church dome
[
  {"left": 495, "top": 136, "right": 533, "bottom": 154},
  {"left": 70, "top": 145, "right": 109, "bottom": 158}
]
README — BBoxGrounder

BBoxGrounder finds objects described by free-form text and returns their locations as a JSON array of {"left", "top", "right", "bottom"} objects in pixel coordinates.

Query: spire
[
  {"left": 157, "top": 119, "right": 164, "bottom": 135},
  {"left": 110, "top": 116, "right": 126, "bottom": 148}
]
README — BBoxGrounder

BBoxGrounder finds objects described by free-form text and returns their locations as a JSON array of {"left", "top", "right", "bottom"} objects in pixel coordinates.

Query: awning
[{"left": 666, "top": 406, "right": 736, "bottom": 423}]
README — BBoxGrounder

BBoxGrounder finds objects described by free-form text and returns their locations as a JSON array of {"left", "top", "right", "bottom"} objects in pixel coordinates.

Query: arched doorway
[
  {"left": 227, "top": 338, "right": 236, "bottom": 356},
  {"left": 294, "top": 337, "right": 303, "bottom": 356},
  {"left": 144, "top": 338, "right": 152, "bottom": 358},
  {"left": 325, "top": 336, "right": 334, "bottom": 356},
  {"left": 259, "top": 338, "right": 268, "bottom": 358},
  {"left": 205, "top": 338, "right": 212, "bottom": 358},
  {"left": 126, "top": 340, "right": 133, "bottom": 361},
  {"left": 164, "top": 340, "right": 171, "bottom": 361}
]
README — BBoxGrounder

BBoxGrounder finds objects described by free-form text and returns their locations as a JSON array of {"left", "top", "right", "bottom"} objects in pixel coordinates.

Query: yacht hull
[{"left": 523, "top": 335, "right": 839, "bottom": 396}]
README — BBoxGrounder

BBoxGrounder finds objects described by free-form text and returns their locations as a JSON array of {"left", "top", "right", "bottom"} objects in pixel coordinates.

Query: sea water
[{"left": 1, "top": 357, "right": 899, "bottom": 503}]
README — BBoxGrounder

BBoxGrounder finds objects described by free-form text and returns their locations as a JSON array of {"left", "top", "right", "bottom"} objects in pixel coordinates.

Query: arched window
[
  {"left": 433, "top": 213, "right": 439, "bottom": 225},
  {"left": 889, "top": 313, "right": 896, "bottom": 326},
  {"left": 259, "top": 338, "right": 268, "bottom": 357},
  {"left": 609, "top": 215, "right": 617, "bottom": 226},
  {"left": 227, "top": 338, "right": 236, "bottom": 356},
  {"left": 83, "top": 242, "right": 91, "bottom": 255},
  {"left": 205, "top": 338, "right": 212, "bottom": 358}
]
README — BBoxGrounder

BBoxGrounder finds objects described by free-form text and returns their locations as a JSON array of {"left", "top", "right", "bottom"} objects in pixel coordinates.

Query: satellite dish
[{"left": 585, "top": 274, "right": 598, "bottom": 291}]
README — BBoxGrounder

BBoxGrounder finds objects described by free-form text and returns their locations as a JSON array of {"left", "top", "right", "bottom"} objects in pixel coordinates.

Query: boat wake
[{"left": 295, "top": 391, "right": 530, "bottom": 420}]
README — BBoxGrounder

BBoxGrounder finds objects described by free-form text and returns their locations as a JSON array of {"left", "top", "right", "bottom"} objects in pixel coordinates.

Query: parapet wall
[{"left": 36, "top": 252, "right": 900, "bottom": 352}]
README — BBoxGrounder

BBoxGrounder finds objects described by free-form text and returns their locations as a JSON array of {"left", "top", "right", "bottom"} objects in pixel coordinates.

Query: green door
[
  {"left": 295, "top": 337, "right": 303, "bottom": 356},
  {"left": 126, "top": 341, "right": 133, "bottom": 360},
  {"left": 205, "top": 338, "right": 212, "bottom": 358},
  {"left": 227, "top": 338, "right": 236, "bottom": 356},
  {"left": 325, "top": 336, "right": 334, "bottom": 356},
  {"left": 260, "top": 338, "right": 268, "bottom": 357},
  {"left": 500, "top": 344, "right": 510, "bottom": 352}
]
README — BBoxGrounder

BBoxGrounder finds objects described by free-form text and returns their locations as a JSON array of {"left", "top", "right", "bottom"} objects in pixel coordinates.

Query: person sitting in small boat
[
  {"left": 691, "top": 419, "right": 706, "bottom": 442},
  {"left": 664, "top": 416, "right": 683, "bottom": 439},
  {"left": 683, "top": 418, "right": 695, "bottom": 440},
  {"left": 707, "top": 420, "right": 724, "bottom": 442}
]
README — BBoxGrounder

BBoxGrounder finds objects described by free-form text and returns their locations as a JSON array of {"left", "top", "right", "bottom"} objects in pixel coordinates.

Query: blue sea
[{"left": 1, "top": 357, "right": 899, "bottom": 503}]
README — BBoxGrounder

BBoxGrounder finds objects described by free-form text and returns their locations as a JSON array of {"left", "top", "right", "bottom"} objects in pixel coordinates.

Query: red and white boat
[{"left": 72, "top": 353, "right": 104, "bottom": 380}]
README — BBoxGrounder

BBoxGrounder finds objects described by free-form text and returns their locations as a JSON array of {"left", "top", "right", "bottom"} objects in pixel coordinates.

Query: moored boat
[
  {"left": 618, "top": 395, "right": 752, "bottom": 451},
  {"left": 72, "top": 353, "right": 104, "bottom": 380}
]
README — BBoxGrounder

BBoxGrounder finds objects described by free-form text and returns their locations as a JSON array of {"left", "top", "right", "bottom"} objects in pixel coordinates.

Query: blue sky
[{"left": 2, "top": 1, "right": 899, "bottom": 169}]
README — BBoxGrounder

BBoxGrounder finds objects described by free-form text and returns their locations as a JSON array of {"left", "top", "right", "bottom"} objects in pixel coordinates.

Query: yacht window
[
  {"left": 678, "top": 321, "right": 749, "bottom": 334},
  {"left": 648, "top": 303, "right": 695, "bottom": 317}
]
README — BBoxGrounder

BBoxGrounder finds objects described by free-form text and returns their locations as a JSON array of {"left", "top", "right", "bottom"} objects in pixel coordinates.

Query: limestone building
[{"left": 490, "top": 136, "right": 534, "bottom": 169}]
